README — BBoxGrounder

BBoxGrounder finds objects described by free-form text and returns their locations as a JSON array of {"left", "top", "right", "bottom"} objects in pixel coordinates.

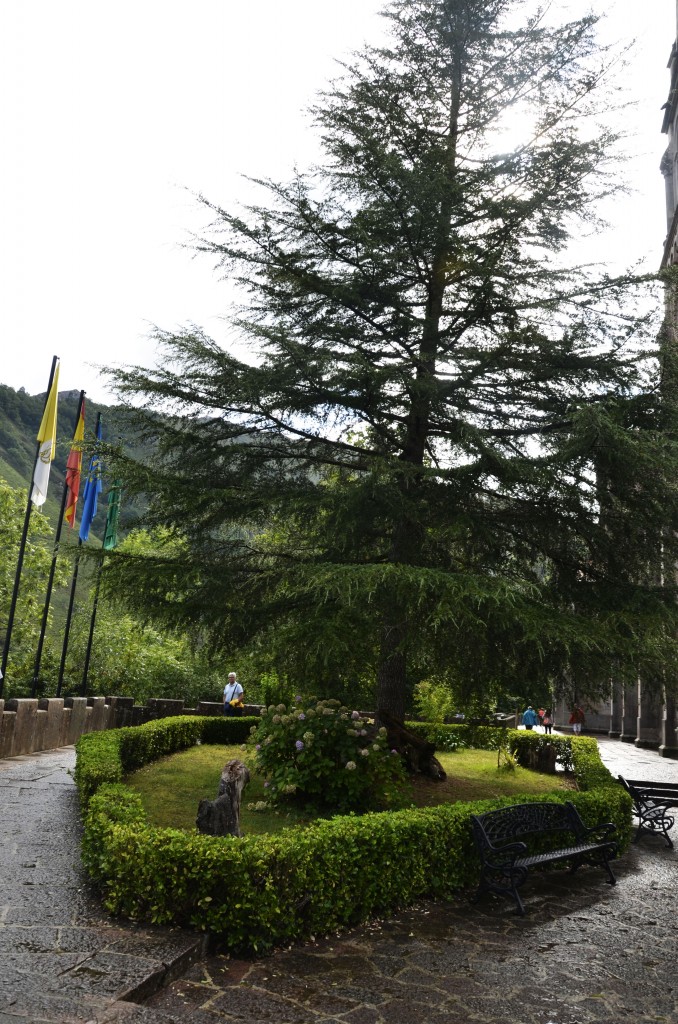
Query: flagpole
[
  {"left": 31, "top": 390, "right": 85, "bottom": 697},
  {"left": 56, "top": 542, "right": 82, "bottom": 697},
  {"left": 58, "top": 411, "right": 103, "bottom": 697},
  {"left": 0, "top": 355, "right": 59, "bottom": 696},
  {"left": 81, "top": 481, "right": 120, "bottom": 696},
  {"left": 81, "top": 555, "right": 103, "bottom": 696}
]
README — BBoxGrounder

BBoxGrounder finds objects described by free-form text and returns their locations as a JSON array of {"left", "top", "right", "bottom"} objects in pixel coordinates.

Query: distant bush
[{"left": 412, "top": 680, "right": 456, "bottom": 725}]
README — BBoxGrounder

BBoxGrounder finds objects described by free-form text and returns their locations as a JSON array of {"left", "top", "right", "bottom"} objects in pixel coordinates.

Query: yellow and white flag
[{"left": 31, "top": 362, "right": 60, "bottom": 506}]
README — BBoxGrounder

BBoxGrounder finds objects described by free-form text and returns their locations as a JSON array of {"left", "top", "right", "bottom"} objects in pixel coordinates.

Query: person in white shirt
[{"left": 223, "top": 672, "right": 244, "bottom": 717}]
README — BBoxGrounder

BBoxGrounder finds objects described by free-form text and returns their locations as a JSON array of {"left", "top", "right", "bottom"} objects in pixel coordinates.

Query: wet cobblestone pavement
[
  {"left": 1, "top": 739, "right": 677, "bottom": 1023},
  {"left": 0, "top": 748, "right": 202, "bottom": 1023},
  {"left": 143, "top": 738, "right": 678, "bottom": 1024}
]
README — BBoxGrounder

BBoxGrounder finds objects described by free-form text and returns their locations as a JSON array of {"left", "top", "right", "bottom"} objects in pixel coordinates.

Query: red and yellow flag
[{"left": 65, "top": 397, "right": 85, "bottom": 527}]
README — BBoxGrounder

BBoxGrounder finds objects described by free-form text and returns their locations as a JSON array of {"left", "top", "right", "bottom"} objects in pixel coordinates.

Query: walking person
[
  {"left": 569, "top": 705, "right": 585, "bottom": 735},
  {"left": 223, "top": 672, "right": 244, "bottom": 717},
  {"left": 542, "top": 708, "right": 554, "bottom": 735},
  {"left": 522, "top": 705, "right": 539, "bottom": 731}
]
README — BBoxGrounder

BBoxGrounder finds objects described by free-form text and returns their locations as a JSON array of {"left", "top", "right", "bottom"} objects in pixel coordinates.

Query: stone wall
[
  {"left": 555, "top": 691, "right": 678, "bottom": 758},
  {"left": 0, "top": 696, "right": 261, "bottom": 759}
]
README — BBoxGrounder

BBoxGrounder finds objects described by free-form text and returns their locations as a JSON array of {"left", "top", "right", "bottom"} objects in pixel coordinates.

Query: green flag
[{"left": 103, "top": 482, "right": 122, "bottom": 551}]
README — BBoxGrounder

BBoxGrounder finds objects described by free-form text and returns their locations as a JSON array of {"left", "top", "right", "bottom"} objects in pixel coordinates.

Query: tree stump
[
  {"left": 196, "top": 759, "right": 250, "bottom": 837},
  {"left": 537, "top": 743, "right": 558, "bottom": 774},
  {"left": 378, "top": 711, "right": 446, "bottom": 781}
]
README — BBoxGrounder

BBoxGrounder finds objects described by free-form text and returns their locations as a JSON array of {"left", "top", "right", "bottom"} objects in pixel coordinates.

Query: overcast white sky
[{"left": 0, "top": 0, "right": 675, "bottom": 402}]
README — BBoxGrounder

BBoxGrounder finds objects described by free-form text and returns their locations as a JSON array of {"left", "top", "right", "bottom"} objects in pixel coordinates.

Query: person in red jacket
[{"left": 569, "top": 705, "right": 585, "bottom": 735}]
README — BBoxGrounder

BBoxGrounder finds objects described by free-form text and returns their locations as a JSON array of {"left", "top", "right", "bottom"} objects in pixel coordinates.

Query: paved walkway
[
  {"left": 0, "top": 748, "right": 203, "bottom": 1024},
  {"left": 1, "top": 738, "right": 678, "bottom": 1023}
]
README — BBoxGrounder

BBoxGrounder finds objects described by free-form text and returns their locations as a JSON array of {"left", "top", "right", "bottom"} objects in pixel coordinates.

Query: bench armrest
[
  {"left": 483, "top": 840, "right": 528, "bottom": 868},
  {"left": 581, "top": 821, "right": 616, "bottom": 841}
]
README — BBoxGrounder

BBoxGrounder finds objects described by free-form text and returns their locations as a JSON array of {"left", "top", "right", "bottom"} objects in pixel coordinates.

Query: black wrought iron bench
[
  {"left": 471, "top": 801, "right": 618, "bottom": 915},
  {"left": 618, "top": 776, "right": 678, "bottom": 849}
]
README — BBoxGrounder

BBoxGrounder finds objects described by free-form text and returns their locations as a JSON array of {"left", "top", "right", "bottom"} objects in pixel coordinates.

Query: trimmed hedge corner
[{"left": 76, "top": 718, "right": 632, "bottom": 953}]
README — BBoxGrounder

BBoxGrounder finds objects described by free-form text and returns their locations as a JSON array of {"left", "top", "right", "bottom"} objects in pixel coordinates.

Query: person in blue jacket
[{"left": 522, "top": 705, "right": 539, "bottom": 730}]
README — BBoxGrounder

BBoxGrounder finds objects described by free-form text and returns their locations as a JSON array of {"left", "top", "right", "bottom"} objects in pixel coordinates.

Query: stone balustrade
[{"left": 0, "top": 696, "right": 261, "bottom": 760}]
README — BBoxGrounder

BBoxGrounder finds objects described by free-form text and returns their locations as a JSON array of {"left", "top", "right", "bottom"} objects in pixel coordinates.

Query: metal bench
[
  {"left": 471, "top": 801, "right": 618, "bottom": 915},
  {"left": 618, "top": 776, "right": 678, "bottom": 849}
]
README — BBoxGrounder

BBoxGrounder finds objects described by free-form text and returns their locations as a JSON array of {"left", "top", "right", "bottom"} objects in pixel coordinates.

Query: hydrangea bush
[{"left": 250, "top": 697, "right": 408, "bottom": 812}]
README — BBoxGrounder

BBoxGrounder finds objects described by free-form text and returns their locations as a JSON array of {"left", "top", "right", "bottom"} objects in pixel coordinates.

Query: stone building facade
[{"left": 556, "top": 11, "right": 678, "bottom": 757}]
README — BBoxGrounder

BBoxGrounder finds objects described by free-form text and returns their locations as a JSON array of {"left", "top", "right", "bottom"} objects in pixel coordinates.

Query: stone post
[
  {"left": 608, "top": 679, "right": 622, "bottom": 738},
  {"left": 5, "top": 698, "right": 39, "bottom": 756},
  {"left": 38, "top": 698, "right": 65, "bottom": 751},
  {"left": 0, "top": 702, "right": 15, "bottom": 758},
  {"left": 659, "top": 691, "right": 678, "bottom": 759},
  {"left": 636, "top": 680, "right": 661, "bottom": 750},
  {"left": 105, "top": 696, "right": 135, "bottom": 729},
  {"left": 620, "top": 681, "right": 638, "bottom": 743},
  {"left": 87, "top": 696, "right": 107, "bottom": 733},
  {"left": 64, "top": 697, "right": 88, "bottom": 746}
]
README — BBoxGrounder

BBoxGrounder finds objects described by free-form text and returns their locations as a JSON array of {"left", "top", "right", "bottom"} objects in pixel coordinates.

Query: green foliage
[
  {"left": 56, "top": 597, "right": 223, "bottom": 704},
  {"left": 75, "top": 716, "right": 258, "bottom": 806},
  {"left": 511, "top": 731, "right": 576, "bottom": 774},
  {"left": 407, "top": 721, "right": 505, "bottom": 753},
  {"left": 412, "top": 680, "right": 456, "bottom": 726},
  {"left": 257, "top": 671, "right": 296, "bottom": 709},
  {"left": 496, "top": 745, "right": 518, "bottom": 773},
  {"left": 0, "top": 477, "right": 70, "bottom": 692},
  {"left": 251, "top": 698, "right": 407, "bottom": 812},
  {"left": 200, "top": 716, "right": 258, "bottom": 746},
  {"left": 76, "top": 716, "right": 632, "bottom": 952},
  {"left": 101, "top": 0, "right": 678, "bottom": 719}
]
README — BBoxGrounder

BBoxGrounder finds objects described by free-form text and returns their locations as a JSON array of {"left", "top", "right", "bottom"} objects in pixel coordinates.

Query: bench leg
[
  {"left": 570, "top": 851, "right": 616, "bottom": 886},
  {"left": 474, "top": 869, "right": 527, "bottom": 915},
  {"left": 635, "top": 811, "right": 674, "bottom": 849},
  {"left": 601, "top": 856, "right": 616, "bottom": 886}
]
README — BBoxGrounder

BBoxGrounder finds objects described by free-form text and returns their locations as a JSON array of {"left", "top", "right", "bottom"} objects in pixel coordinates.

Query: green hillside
[
  {"left": 0, "top": 383, "right": 142, "bottom": 536},
  {"left": 0, "top": 382, "right": 139, "bottom": 670}
]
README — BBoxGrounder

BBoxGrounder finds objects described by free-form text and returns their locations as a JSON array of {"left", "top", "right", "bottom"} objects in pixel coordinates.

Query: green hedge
[
  {"left": 406, "top": 721, "right": 512, "bottom": 752},
  {"left": 76, "top": 717, "right": 632, "bottom": 953},
  {"left": 74, "top": 716, "right": 260, "bottom": 805}
]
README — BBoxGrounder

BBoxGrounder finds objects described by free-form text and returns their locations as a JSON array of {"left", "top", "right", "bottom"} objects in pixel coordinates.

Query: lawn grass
[{"left": 126, "top": 743, "right": 575, "bottom": 836}]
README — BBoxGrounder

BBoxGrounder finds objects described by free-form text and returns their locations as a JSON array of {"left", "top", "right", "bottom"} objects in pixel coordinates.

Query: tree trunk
[
  {"left": 376, "top": 618, "right": 408, "bottom": 724},
  {"left": 379, "top": 711, "right": 446, "bottom": 781},
  {"left": 196, "top": 759, "right": 250, "bottom": 837}
]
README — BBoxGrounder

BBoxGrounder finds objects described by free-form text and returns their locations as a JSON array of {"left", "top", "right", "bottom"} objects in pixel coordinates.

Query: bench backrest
[
  {"left": 472, "top": 801, "right": 583, "bottom": 851},
  {"left": 619, "top": 775, "right": 678, "bottom": 802}
]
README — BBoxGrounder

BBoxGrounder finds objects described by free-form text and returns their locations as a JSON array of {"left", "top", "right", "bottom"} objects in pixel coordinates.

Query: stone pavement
[
  {"left": 0, "top": 747, "right": 204, "bottom": 1024},
  {"left": 1, "top": 739, "right": 678, "bottom": 1024}
]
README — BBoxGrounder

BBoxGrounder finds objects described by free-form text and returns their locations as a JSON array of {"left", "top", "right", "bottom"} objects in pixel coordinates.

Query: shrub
[
  {"left": 511, "top": 730, "right": 575, "bottom": 773},
  {"left": 76, "top": 717, "right": 632, "bottom": 953},
  {"left": 250, "top": 698, "right": 407, "bottom": 812},
  {"left": 412, "top": 680, "right": 456, "bottom": 726},
  {"left": 75, "top": 716, "right": 259, "bottom": 807},
  {"left": 406, "top": 721, "right": 504, "bottom": 752}
]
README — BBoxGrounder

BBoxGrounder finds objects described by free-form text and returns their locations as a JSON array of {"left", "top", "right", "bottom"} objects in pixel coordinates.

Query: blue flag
[{"left": 79, "top": 418, "right": 103, "bottom": 542}]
